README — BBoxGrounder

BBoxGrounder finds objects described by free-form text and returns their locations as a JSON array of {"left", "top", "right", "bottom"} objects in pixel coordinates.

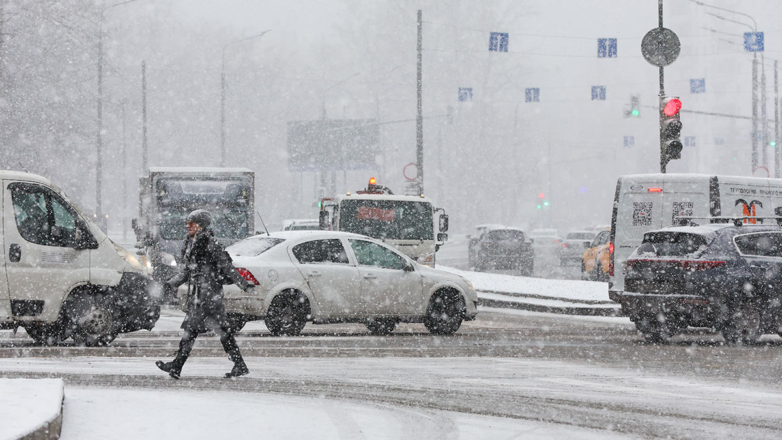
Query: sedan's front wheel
[
  {"left": 424, "top": 290, "right": 465, "bottom": 335},
  {"left": 265, "top": 291, "right": 309, "bottom": 336}
]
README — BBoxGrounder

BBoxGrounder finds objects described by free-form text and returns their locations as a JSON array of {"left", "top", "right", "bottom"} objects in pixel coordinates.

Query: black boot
[
  {"left": 224, "top": 362, "right": 249, "bottom": 378},
  {"left": 156, "top": 360, "right": 181, "bottom": 380}
]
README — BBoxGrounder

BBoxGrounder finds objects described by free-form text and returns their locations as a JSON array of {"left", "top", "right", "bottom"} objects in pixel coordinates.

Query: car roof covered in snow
[
  {"left": 244, "top": 230, "right": 369, "bottom": 242},
  {"left": 148, "top": 167, "right": 253, "bottom": 174},
  {"left": 0, "top": 170, "right": 52, "bottom": 185},
  {"left": 644, "top": 223, "right": 782, "bottom": 241}
]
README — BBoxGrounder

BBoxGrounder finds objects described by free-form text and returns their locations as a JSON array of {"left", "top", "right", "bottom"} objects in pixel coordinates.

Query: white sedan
[{"left": 179, "top": 231, "right": 479, "bottom": 336}]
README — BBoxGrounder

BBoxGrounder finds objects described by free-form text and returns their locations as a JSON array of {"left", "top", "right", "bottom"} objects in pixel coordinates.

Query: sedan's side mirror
[
  {"left": 403, "top": 262, "right": 415, "bottom": 272},
  {"left": 529, "top": 238, "right": 535, "bottom": 244}
]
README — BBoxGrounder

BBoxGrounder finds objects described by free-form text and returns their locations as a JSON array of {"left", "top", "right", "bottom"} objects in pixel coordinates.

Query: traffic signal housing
[{"left": 661, "top": 96, "right": 683, "bottom": 163}]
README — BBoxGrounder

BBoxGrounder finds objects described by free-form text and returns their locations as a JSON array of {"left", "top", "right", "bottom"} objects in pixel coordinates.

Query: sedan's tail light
[{"left": 235, "top": 268, "right": 260, "bottom": 285}]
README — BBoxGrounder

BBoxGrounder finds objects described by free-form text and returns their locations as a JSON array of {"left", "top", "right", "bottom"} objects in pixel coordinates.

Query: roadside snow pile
[
  {"left": 440, "top": 266, "right": 610, "bottom": 302},
  {"left": 0, "top": 378, "right": 63, "bottom": 440}
]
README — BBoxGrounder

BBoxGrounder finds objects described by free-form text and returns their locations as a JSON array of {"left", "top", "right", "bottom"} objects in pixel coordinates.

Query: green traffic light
[
  {"left": 543, "top": 201, "right": 549, "bottom": 206},
  {"left": 771, "top": 141, "right": 777, "bottom": 147},
  {"left": 536, "top": 204, "right": 541, "bottom": 209},
  {"left": 631, "top": 109, "right": 639, "bottom": 117}
]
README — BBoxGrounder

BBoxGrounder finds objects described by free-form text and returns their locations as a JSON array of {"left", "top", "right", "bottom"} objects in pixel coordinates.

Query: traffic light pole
[{"left": 658, "top": 0, "right": 667, "bottom": 174}]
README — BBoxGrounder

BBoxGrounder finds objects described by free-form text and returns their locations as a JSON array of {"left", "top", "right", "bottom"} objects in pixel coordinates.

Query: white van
[
  {"left": 0, "top": 171, "right": 161, "bottom": 345},
  {"left": 609, "top": 173, "right": 782, "bottom": 301}
]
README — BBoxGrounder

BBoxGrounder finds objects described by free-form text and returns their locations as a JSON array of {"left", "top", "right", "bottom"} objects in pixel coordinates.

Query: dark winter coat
[{"left": 167, "top": 229, "right": 251, "bottom": 333}]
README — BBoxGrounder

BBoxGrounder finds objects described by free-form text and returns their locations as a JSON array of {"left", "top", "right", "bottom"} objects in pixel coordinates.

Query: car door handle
[
  {"left": 364, "top": 273, "right": 377, "bottom": 280},
  {"left": 309, "top": 271, "right": 322, "bottom": 277},
  {"left": 9, "top": 244, "right": 21, "bottom": 263}
]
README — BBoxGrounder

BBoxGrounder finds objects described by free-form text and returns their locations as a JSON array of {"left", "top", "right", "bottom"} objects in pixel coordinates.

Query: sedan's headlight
[{"left": 114, "top": 242, "right": 143, "bottom": 269}]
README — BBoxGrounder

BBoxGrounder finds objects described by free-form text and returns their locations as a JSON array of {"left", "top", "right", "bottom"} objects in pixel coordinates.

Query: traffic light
[
  {"left": 661, "top": 96, "right": 683, "bottom": 163},
  {"left": 631, "top": 95, "right": 639, "bottom": 117}
]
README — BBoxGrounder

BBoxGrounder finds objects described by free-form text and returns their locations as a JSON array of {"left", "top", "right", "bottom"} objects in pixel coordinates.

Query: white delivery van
[
  {"left": 0, "top": 171, "right": 161, "bottom": 345},
  {"left": 609, "top": 173, "right": 782, "bottom": 301}
]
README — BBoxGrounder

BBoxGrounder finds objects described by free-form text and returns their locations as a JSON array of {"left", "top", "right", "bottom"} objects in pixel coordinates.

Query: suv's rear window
[
  {"left": 486, "top": 230, "right": 526, "bottom": 241},
  {"left": 636, "top": 232, "right": 709, "bottom": 257},
  {"left": 566, "top": 232, "right": 595, "bottom": 240}
]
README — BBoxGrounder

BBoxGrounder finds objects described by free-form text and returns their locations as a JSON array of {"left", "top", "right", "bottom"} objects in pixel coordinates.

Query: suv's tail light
[
  {"left": 608, "top": 242, "right": 615, "bottom": 276},
  {"left": 235, "top": 268, "right": 260, "bottom": 285}
]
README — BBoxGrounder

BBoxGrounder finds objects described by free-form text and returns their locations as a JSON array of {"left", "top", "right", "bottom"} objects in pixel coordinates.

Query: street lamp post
[{"left": 220, "top": 30, "right": 272, "bottom": 167}]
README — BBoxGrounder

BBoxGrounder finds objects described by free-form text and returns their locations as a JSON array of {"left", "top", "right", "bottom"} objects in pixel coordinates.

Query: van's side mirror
[
  {"left": 73, "top": 227, "right": 97, "bottom": 250},
  {"left": 439, "top": 214, "right": 449, "bottom": 232},
  {"left": 319, "top": 211, "right": 330, "bottom": 230},
  {"left": 437, "top": 233, "right": 448, "bottom": 242}
]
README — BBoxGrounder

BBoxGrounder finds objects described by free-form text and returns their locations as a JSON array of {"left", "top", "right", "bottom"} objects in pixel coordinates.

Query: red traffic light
[
  {"left": 663, "top": 98, "right": 682, "bottom": 117},
  {"left": 538, "top": 193, "right": 545, "bottom": 199}
]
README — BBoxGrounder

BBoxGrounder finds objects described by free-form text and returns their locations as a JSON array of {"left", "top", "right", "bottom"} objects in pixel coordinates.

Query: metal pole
[
  {"left": 416, "top": 9, "right": 424, "bottom": 194},
  {"left": 775, "top": 60, "right": 779, "bottom": 178},
  {"left": 220, "top": 67, "right": 226, "bottom": 166},
  {"left": 122, "top": 101, "right": 127, "bottom": 239},
  {"left": 142, "top": 60, "right": 148, "bottom": 173},
  {"left": 762, "top": 54, "right": 768, "bottom": 168},
  {"left": 658, "top": 0, "right": 667, "bottom": 174},
  {"left": 752, "top": 53, "right": 758, "bottom": 171},
  {"left": 96, "top": 31, "right": 103, "bottom": 219}
]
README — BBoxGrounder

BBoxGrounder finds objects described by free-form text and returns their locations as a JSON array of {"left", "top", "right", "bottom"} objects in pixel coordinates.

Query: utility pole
[
  {"left": 96, "top": 33, "right": 104, "bottom": 221},
  {"left": 762, "top": 56, "right": 768, "bottom": 168},
  {"left": 416, "top": 9, "right": 424, "bottom": 194},
  {"left": 121, "top": 100, "right": 127, "bottom": 239},
  {"left": 142, "top": 60, "right": 148, "bottom": 174},
  {"left": 775, "top": 60, "right": 779, "bottom": 177},
  {"left": 658, "top": 0, "right": 666, "bottom": 173}
]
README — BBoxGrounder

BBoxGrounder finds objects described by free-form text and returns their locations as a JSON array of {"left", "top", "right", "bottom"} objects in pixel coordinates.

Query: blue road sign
[
  {"left": 685, "top": 136, "right": 696, "bottom": 147},
  {"left": 690, "top": 79, "right": 705, "bottom": 94},
  {"left": 744, "top": 32, "right": 764, "bottom": 52},
  {"left": 598, "top": 38, "right": 617, "bottom": 58},
  {"left": 525, "top": 88, "right": 540, "bottom": 102},
  {"left": 591, "top": 86, "right": 606, "bottom": 100},
  {"left": 458, "top": 87, "right": 473, "bottom": 102},
  {"left": 624, "top": 136, "right": 634, "bottom": 148},
  {"left": 715, "top": 138, "right": 725, "bottom": 146},
  {"left": 489, "top": 32, "right": 509, "bottom": 52}
]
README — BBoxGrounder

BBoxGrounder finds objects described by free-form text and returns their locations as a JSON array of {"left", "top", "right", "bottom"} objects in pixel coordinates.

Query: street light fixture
[{"left": 220, "top": 30, "right": 272, "bottom": 167}]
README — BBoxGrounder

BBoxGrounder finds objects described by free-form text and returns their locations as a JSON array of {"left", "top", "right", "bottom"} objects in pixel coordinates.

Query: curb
[{"left": 479, "top": 296, "right": 623, "bottom": 317}]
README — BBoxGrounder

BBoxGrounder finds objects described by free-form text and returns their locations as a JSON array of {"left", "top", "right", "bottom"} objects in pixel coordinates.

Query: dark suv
[
  {"left": 472, "top": 228, "right": 534, "bottom": 275},
  {"left": 619, "top": 223, "right": 782, "bottom": 344}
]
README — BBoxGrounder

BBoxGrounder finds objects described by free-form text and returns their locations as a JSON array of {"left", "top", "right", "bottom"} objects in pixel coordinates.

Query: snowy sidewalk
[
  {"left": 0, "top": 378, "right": 63, "bottom": 440},
  {"left": 440, "top": 266, "right": 622, "bottom": 316}
]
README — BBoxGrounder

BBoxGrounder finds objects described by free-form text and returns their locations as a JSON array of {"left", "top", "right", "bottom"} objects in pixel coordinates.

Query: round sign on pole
[
  {"left": 403, "top": 162, "right": 418, "bottom": 181},
  {"left": 641, "top": 28, "right": 680, "bottom": 67},
  {"left": 753, "top": 166, "right": 770, "bottom": 178}
]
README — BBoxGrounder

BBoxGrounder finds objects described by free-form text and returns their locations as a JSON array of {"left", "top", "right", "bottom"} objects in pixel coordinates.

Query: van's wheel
[
  {"left": 365, "top": 318, "right": 398, "bottom": 335},
  {"left": 64, "top": 294, "right": 117, "bottom": 347},
  {"left": 265, "top": 291, "right": 309, "bottom": 336},
  {"left": 721, "top": 301, "right": 762, "bottom": 344},
  {"left": 424, "top": 290, "right": 465, "bottom": 335},
  {"left": 24, "top": 323, "right": 65, "bottom": 346}
]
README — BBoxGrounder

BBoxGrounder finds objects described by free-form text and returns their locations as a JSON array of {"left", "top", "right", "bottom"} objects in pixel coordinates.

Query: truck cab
[{"left": 318, "top": 178, "right": 449, "bottom": 266}]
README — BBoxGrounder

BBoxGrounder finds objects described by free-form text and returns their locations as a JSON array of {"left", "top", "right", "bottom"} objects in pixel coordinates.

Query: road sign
[
  {"left": 458, "top": 87, "right": 473, "bottom": 102},
  {"left": 641, "top": 28, "right": 680, "bottom": 67},
  {"left": 624, "top": 136, "right": 635, "bottom": 148},
  {"left": 489, "top": 32, "right": 509, "bottom": 52},
  {"left": 744, "top": 32, "right": 764, "bottom": 52},
  {"left": 403, "top": 162, "right": 418, "bottom": 181},
  {"left": 597, "top": 38, "right": 617, "bottom": 58},
  {"left": 591, "top": 86, "right": 606, "bottom": 100},
  {"left": 525, "top": 88, "right": 540, "bottom": 102}
]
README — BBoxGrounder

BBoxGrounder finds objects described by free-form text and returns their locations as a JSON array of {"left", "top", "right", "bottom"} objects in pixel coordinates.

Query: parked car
[
  {"left": 529, "top": 229, "right": 562, "bottom": 248},
  {"left": 560, "top": 231, "right": 597, "bottom": 266},
  {"left": 471, "top": 228, "right": 534, "bottom": 275},
  {"left": 467, "top": 223, "right": 504, "bottom": 268},
  {"left": 0, "top": 171, "right": 161, "bottom": 346},
  {"left": 621, "top": 223, "right": 782, "bottom": 344},
  {"left": 179, "top": 231, "right": 479, "bottom": 336},
  {"left": 582, "top": 228, "right": 611, "bottom": 281}
]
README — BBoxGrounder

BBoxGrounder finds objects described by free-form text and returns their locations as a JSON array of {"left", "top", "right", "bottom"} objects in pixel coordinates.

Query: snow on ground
[
  {"left": 61, "top": 387, "right": 624, "bottom": 440},
  {"left": 0, "top": 378, "right": 62, "bottom": 440},
  {"left": 440, "top": 265, "right": 610, "bottom": 302}
]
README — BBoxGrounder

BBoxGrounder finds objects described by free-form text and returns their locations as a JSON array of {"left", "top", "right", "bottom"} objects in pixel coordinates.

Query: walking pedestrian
[{"left": 155, "top": 209, "right": 255, "bottom": 379}]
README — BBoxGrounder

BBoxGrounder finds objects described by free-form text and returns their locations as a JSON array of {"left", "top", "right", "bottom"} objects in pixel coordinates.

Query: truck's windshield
[
  {"left": 155, "top": 177, "right": 252, "bottom": 241},
  {"left": 339, "top": 199, "right": 433, "bottom": 240}
]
